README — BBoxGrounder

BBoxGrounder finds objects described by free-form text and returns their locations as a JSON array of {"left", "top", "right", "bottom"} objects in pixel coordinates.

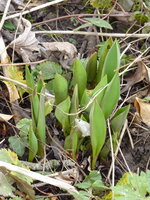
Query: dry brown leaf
[
  {"left": 127, "top": 88, "right": 149, "bottom": 103},
  {"left": 0, "top": 0, "right": 24, "bottom": 12},
  {"left": 3, "top": 81, "right": 20, "bottom": 102},
  {"left": 0, "top": 34, "right": 20, "bottom": 102},
  {"left": 121, "top": 62, "right": 147, "bottom": 93},
  {"left": 54, "top": 168, "right": 79, "bottom": 185},
  {"left": 40, "top": 42, "right": 77, "bottom": 69},
  {"left": 10, "top": 18, "right": 40, "bottom": 62},
  {"left": 0, "top": 114, "right": 14, "bottom": 122},
  {"left": 142, "top": 62, "right": 150, "bottom": 82},
  {"left": 134, "top": 97, "right": 150, "bottom": 126}
]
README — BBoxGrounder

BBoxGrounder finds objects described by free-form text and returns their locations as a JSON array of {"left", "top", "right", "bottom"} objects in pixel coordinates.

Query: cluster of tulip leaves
[
  {"left": 24, "top": 66, "right": 56, "bottom": 162},
  {"left": 53, "top": 38, "right": 130, "bottom": 168}
]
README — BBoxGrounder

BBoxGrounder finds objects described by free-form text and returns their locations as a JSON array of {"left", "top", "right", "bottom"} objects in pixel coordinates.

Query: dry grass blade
[
  {"left": 34, "top": 30, "right": 150, "bottom": 38},
  {"left": 0, "top": 0, "right": 12, "bottom": 30},
  {"left": 0, "top": 161, "right": 78, "bottom": 193},
  {"left": 5, "top": 0, "right": 66, "bottom": 20}
]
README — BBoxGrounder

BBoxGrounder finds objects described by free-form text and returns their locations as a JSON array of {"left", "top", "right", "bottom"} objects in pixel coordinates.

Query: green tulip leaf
[
  {"left": 111, "top": 105, "right": 130, "bottom": 134},
  {"left": 100, "top": 134, "right": 117, "bottom": 163},
  {"left": 101, "top": 40, "right": 120, "bottom": 82},
  {"left": 96, "top": 38, "right": 113, "bottom": 83},
  {"left": 64, "top": 130, "right": 79, "bottom": 159},
  {"left": 25, "top": 66, "right": 34, "bottom": 93},
  {"left": 32, "top": 89, "right": 40, "bottom": 124},
  {"left": 70, "top": 85, "right": 79, "bottom": 126},
  {"left": 28, "top": 125, "right": 38, "bottom": 162},
  {"left": 80, "top": 90, "right": 91, "bottom": 113},
  {"left": 92, "top": 75, "right": 107, "bottom": 105},
  {"left": 101, "top": 73, "right": 120, "bottom": 119},
  {"left": 37, "top": 88, "right": 46, "bottom": 157},
  {"left": 86, "top": 52, "right": 98, "bottom": 83},
  {"left": 73, "top": 59, "right": 87, "bottom": 102},
  {"left": 90, "top": 101, "right": 106, "bottom": 169},
  {"left": 53, "top": 73, "right": 68, "bottom": 105},
  {"left": 55, "top": 96, "right": 71, "bottom": 135},
  {"left": 45, "top": 98, "right": 54, "bottom": 116}
]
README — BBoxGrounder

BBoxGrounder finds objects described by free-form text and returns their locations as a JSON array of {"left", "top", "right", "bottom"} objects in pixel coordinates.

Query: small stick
[
  {"left": 0, "top": 160, "right": 78, "bottom": 193},
  {"left": 0, "top": 75, "right": 55, "bottom": 99},
  {"left": 107, "top": 119, "right": 115, "bottom": 199},
  {"left": 34, "top": 30, "right": 150, "bottom": 38},
  {"left": 107, "top": 120, "right": 128, "bottom": 180},
  {"left": 32, "top": 13, "right": 130, "bottom": 27},
  {"left": 0, "top": 59, "right": 48, "bottom": 66},
  {"left": 5, "top": 0, "right": 65, "bottom": 20},
  {"left": 119, "top": 147, "right": 132, "bottom": 173},
  {"left": 0, "top": 0, "right": 12, "bottom": 30}
]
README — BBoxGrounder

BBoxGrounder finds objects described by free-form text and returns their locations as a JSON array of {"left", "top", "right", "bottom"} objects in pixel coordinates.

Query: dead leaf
[
  {"left": 0, "top": 114, "right": 14, "bottom": 122},
  {"left": 134, "top": 97, "right": 150, "bottom": 126},
  {"left": 0, "top": 34, "right": 23, "bottom": 103},
  {"left": 127, "top": 88, "right": 149, "bottom": 103},
  {"left": 142, "top": 62, "right": 150, "bottom": 82},
  {"left": 3, "top": 81, "right": 20, "bottom": 102},
  {"left": 0, "top": 0, "right": 24, "bottom": 12},
  {"left": 54, "top": 168, "right": 79, "bottom": 185},
  {"left": 121, "top": 62, "right": 147, "bottom": 93},
  {"left": 40, "top": 42, "right": 77, "bottom": 69},
  {"left": 11, "top": 0, "right": 24, "bottom": 7},
  {"left": 10, "top": 18, "right": 40, "bottom": 62}
]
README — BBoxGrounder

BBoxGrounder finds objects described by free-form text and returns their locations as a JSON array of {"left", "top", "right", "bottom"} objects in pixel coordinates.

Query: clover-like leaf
[
  {"left": 84, "top": 18, "right": 113, "bottom": 30},
  {"left": 8, "top": 136, "right": 26, "bottom": 157},
  {"left": 36, "top": 61, "right": 62, "bottom": 80}
]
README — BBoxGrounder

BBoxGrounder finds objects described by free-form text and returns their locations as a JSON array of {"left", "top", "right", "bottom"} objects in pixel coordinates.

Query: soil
[{"left": 120, "top": 127, "right": 150, "bottom": 172}]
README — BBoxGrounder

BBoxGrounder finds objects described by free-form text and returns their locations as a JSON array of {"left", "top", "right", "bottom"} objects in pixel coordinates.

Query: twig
[
  {"left": 107, "top": 120, "right": 128, "bottom": 180},
  {"left": 33, "top": 168, "right": 77, "bottom": 187},
  {"left": 0, "top": 160, "right": 78, "bottom": 193},
  {"left": 119, "top": 47, "right": 150, "bottom": 76},
  {"left": 0, "top": 33, "right": 9, "bottom": 64},
  {"left": 34, "top": 30, "right": 150, "bottom": 38},
  {"left": 0, "top": 0, "right": 12, "bottom": 30},
  {"left": 5, "top": 0, "right": 66, "bottom": 20},
  {"left": 0, "top": 59, "right": 48, "bottom": 66},
  {"left": 0, "top": 75, "right": 55, "bottom": 99},
  {"left": 107, "top": 119, "right": 115, "bottom": 199},
  {"left": 127, "top": 126, "right": 134, "bottom": 149},
  {"left": 32, "top": 13, "right": 130, "bottom": 26},
  {"left": 118, "top": 147, "right": 131, "bottom": 173}
]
